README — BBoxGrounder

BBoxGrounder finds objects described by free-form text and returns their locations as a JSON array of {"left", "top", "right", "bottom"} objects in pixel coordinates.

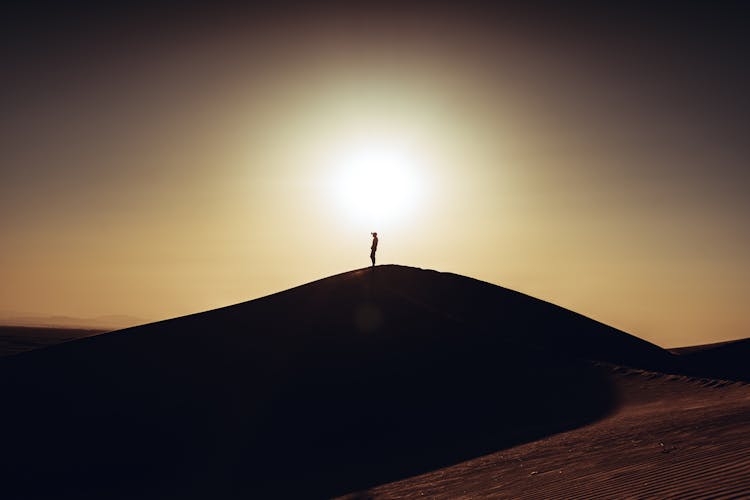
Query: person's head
[{"left": 371, "top": 232, "right": 377, "bottom": 237}]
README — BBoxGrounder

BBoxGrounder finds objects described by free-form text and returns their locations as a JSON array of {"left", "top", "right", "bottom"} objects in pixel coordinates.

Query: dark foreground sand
[{"left": 1, "top": 266, "right": 747, "bottom": 498}]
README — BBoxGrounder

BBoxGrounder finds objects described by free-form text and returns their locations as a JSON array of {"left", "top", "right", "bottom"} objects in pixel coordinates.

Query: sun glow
[{"left": 331, "top": 139, "right": 424, "bottom": 226}]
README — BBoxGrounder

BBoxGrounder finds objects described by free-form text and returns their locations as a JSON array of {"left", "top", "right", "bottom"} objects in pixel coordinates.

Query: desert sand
[
  {"left": 1, "top": 265, "right": 747, "bottom": 499},
  {"left": 343, "top": 366, "right": 750, "bottom": 499}
]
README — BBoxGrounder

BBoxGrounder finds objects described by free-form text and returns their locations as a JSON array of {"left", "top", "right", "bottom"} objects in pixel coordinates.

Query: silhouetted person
[{"left": 370, "top": 232, "right": 378, "bottom": 267}]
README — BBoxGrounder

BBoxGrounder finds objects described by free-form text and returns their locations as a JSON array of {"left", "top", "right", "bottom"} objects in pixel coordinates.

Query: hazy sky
[{"left": 2, "top": 2, "right": 749, "bottom": 346}]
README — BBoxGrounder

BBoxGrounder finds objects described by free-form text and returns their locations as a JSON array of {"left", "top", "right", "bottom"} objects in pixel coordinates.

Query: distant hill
[
  {"left": 0, "top": 326, "right": 104, "bottom": 357},
  {"left": 0, "top": 265, "right": 677, "bottom": 498},
  {"left": 0, "top": 312, "right": 146, "bottom": 330},
  {"left": 671, "top": 338, "right": 750, "bottom": 382}
]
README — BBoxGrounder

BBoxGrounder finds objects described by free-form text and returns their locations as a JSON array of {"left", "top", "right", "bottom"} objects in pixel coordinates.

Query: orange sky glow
[{"left": 2, "top": 3, "right": 749, "bottom": 347}]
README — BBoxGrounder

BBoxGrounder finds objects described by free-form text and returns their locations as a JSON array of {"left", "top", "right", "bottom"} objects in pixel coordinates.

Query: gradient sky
[{"left": 2, "top": 2, "right": 749, "bottom": 347}]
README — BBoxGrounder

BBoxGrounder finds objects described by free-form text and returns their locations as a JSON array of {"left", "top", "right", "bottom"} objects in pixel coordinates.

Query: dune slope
[
  {"left": 0, "top": 266, "right": 674, "bottom": 498},
  {"left": 349, "top": 367, "right": 750, "bottom": 499}
]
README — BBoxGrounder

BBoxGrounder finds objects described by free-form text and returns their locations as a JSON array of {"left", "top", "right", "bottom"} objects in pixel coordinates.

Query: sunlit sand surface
[{"left": 347, "top": 366, "right": 750, "bottom": 499}]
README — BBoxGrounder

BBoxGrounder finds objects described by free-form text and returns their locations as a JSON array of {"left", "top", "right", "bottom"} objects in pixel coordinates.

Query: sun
[{"left": 331, "top": 139, "right": 423, "bottom": 226}]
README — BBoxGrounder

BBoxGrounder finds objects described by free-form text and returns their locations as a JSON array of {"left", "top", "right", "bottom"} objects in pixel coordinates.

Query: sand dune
[{"left": 0, "top": 266, "right": 747, "bottom": 498}]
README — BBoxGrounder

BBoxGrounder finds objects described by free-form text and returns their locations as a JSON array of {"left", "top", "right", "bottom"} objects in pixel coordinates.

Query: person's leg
[{"left": 370, "top": 251, "right": 375, "bottom": 266}]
